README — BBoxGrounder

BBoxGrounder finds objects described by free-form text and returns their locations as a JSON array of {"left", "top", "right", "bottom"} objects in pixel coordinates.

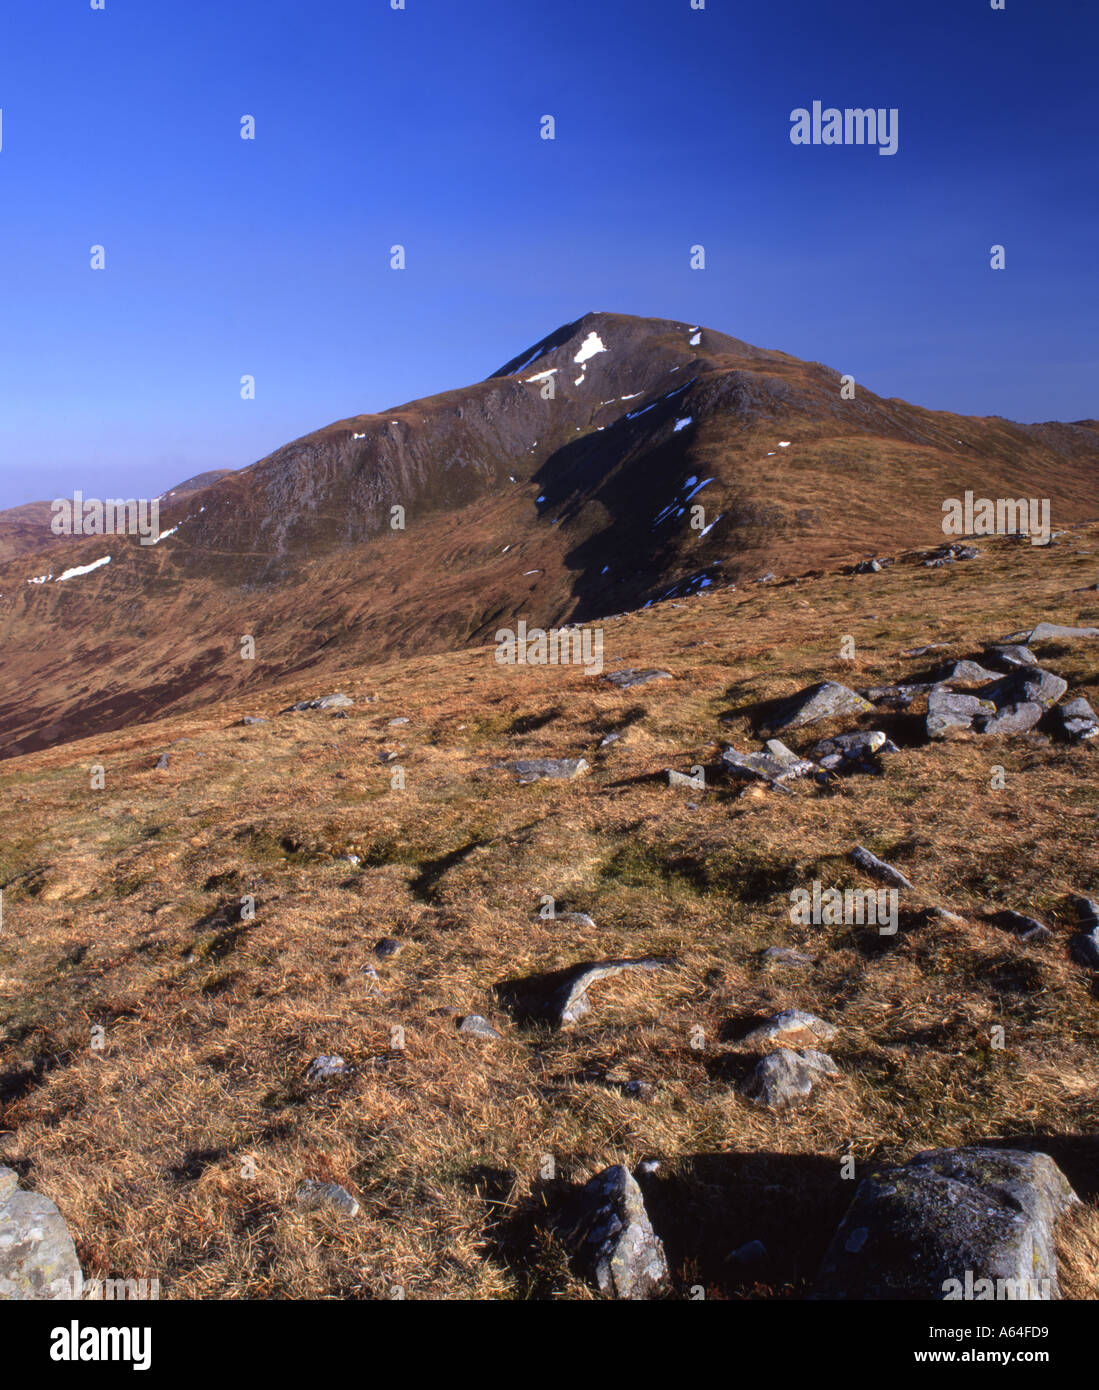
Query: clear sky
[{"left": 0, "top": 0, "right": 1095, "bottom": 508}]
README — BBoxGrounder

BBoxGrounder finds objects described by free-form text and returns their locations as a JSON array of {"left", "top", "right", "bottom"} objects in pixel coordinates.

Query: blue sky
[{"left": 0, "top": 0, "right": 1095, "bottom": 507}]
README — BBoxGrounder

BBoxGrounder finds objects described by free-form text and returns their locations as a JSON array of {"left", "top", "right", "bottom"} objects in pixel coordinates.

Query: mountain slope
[{"left": 1, "top": 311, "right": 1096, "bottom": 759}]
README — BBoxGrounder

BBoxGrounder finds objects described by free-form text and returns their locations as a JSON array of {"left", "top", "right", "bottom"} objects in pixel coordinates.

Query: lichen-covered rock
[
  {"left": 282, "top": 692, "right": 354, "bottom": 712},
  {"left": 764, "top": 681, "right": 873, "bottom": 732},
  {"left": 814, "top": 1148, "right": 1078, "bottom": 1300},
  {"left": 0, "top": 1167, "right": 83, "bottom": 1300},
  {"left": 560, "top": 1165, "right": 668, "bottom": 1299}
]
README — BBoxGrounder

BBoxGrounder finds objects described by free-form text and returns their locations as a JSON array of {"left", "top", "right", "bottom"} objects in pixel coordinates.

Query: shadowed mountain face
[{"left": 1, "top": 311, "right": 1097, "bottom": 759}]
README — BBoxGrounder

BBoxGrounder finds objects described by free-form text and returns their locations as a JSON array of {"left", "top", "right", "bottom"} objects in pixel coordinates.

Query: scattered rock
[
  {"left": 937, "top": 660, "right": 1002, "bottom": 688},
  {"left": 989, "top": 910, "right": 1051, "bottom": 943},
  {"left": 387, "top": 717, "right": 410, "bottom": 726},
  {"left": 559, "top": 1165, "right": 668, "bottom": 1300},
  {"left": 740, "top": 1009, "right": 837, "bottom": 1048},
  {"left": 854, "top": 559, "right": 881, "bottom": 574},
  {"left": 294, "top": 1180, "right": 360, "bottom": 1217},
  {"left": 973, "top": 701, "right": 1044, "bottom": 735},
  {"left": 457, "top": 1014, "right": 502, "bottom": 1040},
  {"left": 850, "top": 846, "right": 914, "bottom": 891},
  {"left": 761, "top": 946, "right": 816, "bottom": 968},
  {"left": 722, "top": 746, "right": 814, "bottom": 785},
  {"left": 926, "top": 686, "right": 995, "bottom": 738},
  {"left": 1057, "top": 696, "right": 1099, "bottom": 743},
  {"left": 603, "top": 669, "right": 672, "bottom": 690},
  {"left": 373, "top": 937, "right": 402, "bottom": 958},
  {"left": 811, "top": 730, "right": 886, "bottom": 761},
  {"left": 598, "top": 731, "right": 622, "bottom": 747},
  {"left": 1023, "top": 622, "right": 1099, "bottom": 643},
  {"left": 985, "top": 644, "right": 1038, "bottom": 670},
  {"left": 1067, "top": 897, "right": 1099, "bottom": 968},
  {"left": 504, "top": 757, "right": 590, "bottom": 781},
  {"left": 306, "top": 1054, "right": 350, "bottom": 1082},
  {"left": 814, "top": 1147, "right": 1078, "bottom": 1300},
  {"left": 902, "top": 644, "right": 949, "bottom": 657},
  {"left": 0, "top": 1167, "right": 84, "bottom": 1299},
  {"left": 496, "top": 956, "right": 675, "bottom": 1028},
  {"left": 666, "top": 768, "right": 705, "bottom": 789},
  {"left": 740, "top": 1048, "right": 839, "bottom": 1110},
  {"left": 241, "top": 716, "right": 268, "bottom": 725},
  {"left": 282, "top": 693, "right": 354, "bottom": 712},
  {"left": 862, "top": 682, "right": 937, "bottom": 709},
  {"left": 981, "top": 667, "right": 1068, "bottom": 712},
  {"left": 154, "top": 752, "right": 170, "bottom": 770},
  {"left": 764, "top": 681, "right": 873, "bottom": 732}
]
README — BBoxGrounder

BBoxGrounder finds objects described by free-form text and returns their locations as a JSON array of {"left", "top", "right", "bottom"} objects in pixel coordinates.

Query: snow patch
[
  {"left": 673, "top": 417, "right": 693, "bottom": 432},
  {"left": 56, "top": 555, "right": 111, "bottom": 582},
  {"left": 572, "top": 331, "right": 607, "bottom": 367},
  {"left": 525, "top": 368, "right": 558, "bottom": 383}
]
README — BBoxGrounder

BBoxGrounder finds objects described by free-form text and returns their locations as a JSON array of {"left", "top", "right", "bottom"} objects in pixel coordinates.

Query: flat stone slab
[
  {"left": 740, "top": 1048, "right": 839, "bottom": 1110},
  {"left": 558, "top": 1165, "right": 668, "bottom": 1299},
  {"left": 603, "top": 669, "right": 672, "bottom": 690},
  {"left": 495, "top": 956, "right": 675, "bottom": 1028},
  {"left": 764, "top": 681, "right": 873, "bottom": 732},
  {"left": 850, "top": 846, "right": 914, "bottom": 891},
  {"left": 0, "top": 1167, "right": 83, "bottom": 1300},
  {"left": 814, "top": 1147, "right": 1078, "bottom": 1300}
]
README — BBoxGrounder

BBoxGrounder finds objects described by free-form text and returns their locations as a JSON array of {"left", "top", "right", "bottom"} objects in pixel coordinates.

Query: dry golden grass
[{"left": 1, "top": 525, "right": 1097, "bottom": 1298}]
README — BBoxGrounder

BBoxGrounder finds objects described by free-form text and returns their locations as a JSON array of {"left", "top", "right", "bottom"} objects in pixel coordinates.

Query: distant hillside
[{"left": 1, "top": 312, "right": 1096, "bottom": 759}]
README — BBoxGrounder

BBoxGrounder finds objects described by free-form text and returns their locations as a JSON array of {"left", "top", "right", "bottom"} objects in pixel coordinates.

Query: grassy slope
[{"left": 1, "top": 527, "right": 1098, "bottom": 1298}]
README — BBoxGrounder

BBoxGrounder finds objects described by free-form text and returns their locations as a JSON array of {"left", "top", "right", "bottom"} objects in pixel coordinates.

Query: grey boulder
[
  {"left": 927, "top": 686, "right": 995, "bottom": 738},
  {"left": 814, "top": 1147, "right": 1078, "bottom": 1300},
  {"left": 764, "top": 682, "right": 873, "bottom": 732},
  {"left": 740, "top": 1048, "right": 839, "bottom": 1110}
]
